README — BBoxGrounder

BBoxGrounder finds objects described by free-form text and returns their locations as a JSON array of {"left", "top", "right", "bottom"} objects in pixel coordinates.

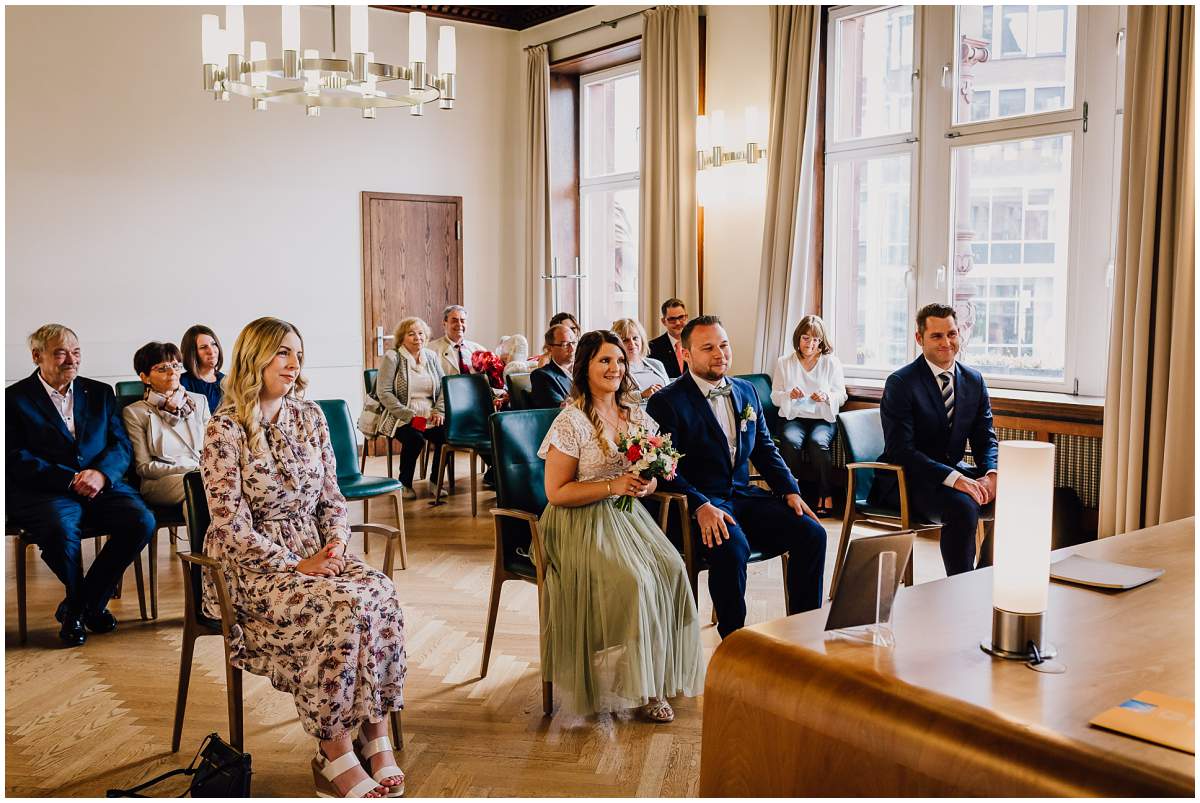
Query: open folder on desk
[{"left": 1090, "top": 691, "right": 1195, "bottom": 754}]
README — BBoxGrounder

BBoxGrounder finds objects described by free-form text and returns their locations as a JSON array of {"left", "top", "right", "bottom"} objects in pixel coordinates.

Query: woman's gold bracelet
[{"left": 606, "top": 480, "right": 612, "bottom": 496}]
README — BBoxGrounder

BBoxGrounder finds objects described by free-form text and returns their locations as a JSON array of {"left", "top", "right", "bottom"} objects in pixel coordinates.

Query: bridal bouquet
[
  {"left": 613, "top": 428, "right": 682, "bottom": 513},
  {"left": 470, "top": 349, "right": 506, "bottom": 390}
]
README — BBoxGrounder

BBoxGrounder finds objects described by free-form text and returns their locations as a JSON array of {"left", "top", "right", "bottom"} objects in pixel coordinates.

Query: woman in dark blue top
[{"left": 180, "top": 324, "right": 226, "bottom": 414}]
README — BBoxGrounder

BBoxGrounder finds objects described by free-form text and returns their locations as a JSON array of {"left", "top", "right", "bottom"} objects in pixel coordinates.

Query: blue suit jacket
[
  {"left": 877, "top": 356, "right": 999, "bottom": 489},
  {"left": 6, "top": 371, "right": 135, "bottom": 499},
  {"left": 647, "top": 373, "right": 799, "bottom": 511},
  {"left": 530, "top": 362, "right": 572, "bottom": 409}
]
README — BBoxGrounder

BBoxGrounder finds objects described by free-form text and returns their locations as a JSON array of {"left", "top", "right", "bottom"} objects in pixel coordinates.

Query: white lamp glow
[
  {"left": 225, "top": 5, "right": 244, "bottom": 57},
  {"left": 438, "top": 26, "right": 456, "bottom": 74},
  {"left": 993, "top": 441, "right": 1055, "bottom": 614},
  {"left": 201, "top": 14, "right": 221, "bottom": 65},
  {"left": 409, "top": 11, "right": 427, "bottom": 63},
  {"left": 351, "top": 5, "right": 369, "bottom": 54},
  {"left": 282, "top": 5, "right": 300, "bottom": 53}
]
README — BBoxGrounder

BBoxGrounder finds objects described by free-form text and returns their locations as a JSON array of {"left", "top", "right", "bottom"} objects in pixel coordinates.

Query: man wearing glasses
[
  {"left": 6, "top": 324, "right": 156, "bottom": 647},
  {"left": 648, "top": 298, "right": 689, "bottom": 379},
  {"left": 530, "top": 323, "right": 577, "bottom": 408}
]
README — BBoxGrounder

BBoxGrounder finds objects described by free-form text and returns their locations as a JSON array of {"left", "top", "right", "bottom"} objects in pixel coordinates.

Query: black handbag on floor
[{"left": 106, "top": 733, "right": 251, "bottom": 798}]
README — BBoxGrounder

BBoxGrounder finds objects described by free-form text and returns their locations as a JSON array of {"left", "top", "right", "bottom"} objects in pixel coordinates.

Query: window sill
[{"left": 846, "top": 379, "right": 1103, "bottom": 426}]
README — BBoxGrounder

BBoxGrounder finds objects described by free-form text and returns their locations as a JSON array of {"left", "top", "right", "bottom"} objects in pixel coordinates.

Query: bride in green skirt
[{"left": 537, "top": 330, "right": 703, "bottom": 722}]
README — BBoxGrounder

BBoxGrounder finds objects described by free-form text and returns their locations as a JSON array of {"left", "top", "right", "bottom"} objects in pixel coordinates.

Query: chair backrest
[
  {"left": 115, "top": 380, "right": 144, "bottom": 397},
  {"left": 734, "top": 372, "right": 781, "bottom": 436},
  {"left": 505, "top": 372, "right": 533, "bottom": 411},
  {"left": 182, "top": 470, "right": 212, "bottom": 623},
  {"left": 116, "top": 393, "right": 143, "bottom": 413},
  {"left": 443, "top": 373, "right": 494, "bottom": 445},
  {"left": 490, "top": 409, "right": 559, "bottom": 566},
  {"left": 363, "top": 369, "right": 379, "bottom": 397},
  {"left": 315, "top": 399, "right": 362, "bottom": 482},
  {"left": 837, "top": 408, "right": 886, "bottom": 503}
]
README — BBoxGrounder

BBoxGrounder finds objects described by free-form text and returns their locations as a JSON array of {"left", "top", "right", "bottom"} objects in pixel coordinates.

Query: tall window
[
  {"left": 824, "top": 6, "right": 1121, "bottom": 393},
  {"left": 579, "top": 62, "right": 640, "bottom": 330}
]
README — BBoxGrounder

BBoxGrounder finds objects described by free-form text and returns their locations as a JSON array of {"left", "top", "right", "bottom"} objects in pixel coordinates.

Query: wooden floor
[{"left": 5, "top": 454, "right": 948, "bottom": 797}]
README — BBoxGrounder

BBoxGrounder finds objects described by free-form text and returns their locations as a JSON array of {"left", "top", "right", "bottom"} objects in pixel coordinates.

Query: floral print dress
[{"left": 201, "top": 397, "right": 406, "bottom": 740}]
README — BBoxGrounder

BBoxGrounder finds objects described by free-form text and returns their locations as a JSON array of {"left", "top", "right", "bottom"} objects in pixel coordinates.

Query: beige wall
[{"left": 5, "top": 5, "right": 522, "bottom": 408}]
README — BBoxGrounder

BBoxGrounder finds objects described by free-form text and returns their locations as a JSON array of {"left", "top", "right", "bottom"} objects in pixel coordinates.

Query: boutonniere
[{"left": 739, "top": 403, "right": 757, "bottom": 432}]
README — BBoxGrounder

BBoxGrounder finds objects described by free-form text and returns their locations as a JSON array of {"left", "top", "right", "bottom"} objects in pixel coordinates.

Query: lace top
[{"left": 538, "top": 404, "right": 660, "bottom": 484}]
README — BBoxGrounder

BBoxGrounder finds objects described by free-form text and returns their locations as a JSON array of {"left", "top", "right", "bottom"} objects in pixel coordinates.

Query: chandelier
[{"left": 200, "top": 6, "right": 457, "bottom": 118}]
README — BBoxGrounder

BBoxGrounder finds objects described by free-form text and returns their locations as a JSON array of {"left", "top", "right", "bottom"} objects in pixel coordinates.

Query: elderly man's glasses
[
  {"left": 152, "top": 362, "right": 185, "bottom": 374},
  {"left": 551, "top": 341, "right": 576, "bottom": 349}
]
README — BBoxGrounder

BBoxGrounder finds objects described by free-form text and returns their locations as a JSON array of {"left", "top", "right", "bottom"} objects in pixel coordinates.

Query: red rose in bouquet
[
  {"left": 470, "top": 349, "right": 506, "bottom": 390},
  {"left": 613, "top": 427, "right": 683, "bottom": 513}
]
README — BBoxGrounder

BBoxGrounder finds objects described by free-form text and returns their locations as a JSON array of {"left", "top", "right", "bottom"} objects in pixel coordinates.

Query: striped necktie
[{"left": 938, "top": 370, "right": 955, "bottom": 423}]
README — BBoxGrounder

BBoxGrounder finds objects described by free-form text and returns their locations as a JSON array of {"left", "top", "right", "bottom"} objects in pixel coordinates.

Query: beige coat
[{"left": 122, "top": 393, "right": 211, "bottom": 505}]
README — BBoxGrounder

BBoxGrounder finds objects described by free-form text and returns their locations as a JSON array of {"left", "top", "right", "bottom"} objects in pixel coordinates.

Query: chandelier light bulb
[
  {"left": 303, "top": 48, "right": 320, "bottom": 93},
  {"left": 409, "top": 11, "right": 427, "bottom": 63},
  {"left": 225, "top": 5, "right": 245, "bottom": 57},
  {"left": 201, "top": 14, "right": 221, "bottom": 65},
  {"left": 438, "top": 26, "right": 456, "bottom": 74},
  {"left": 282, "top": 5, "right": 300, "bottom": 53},
  {"left": 351, "top": 5, "right": 369, "bottom": 55},
  {"left": 249, "top": 40, "right": 267, "bottom": 88}
]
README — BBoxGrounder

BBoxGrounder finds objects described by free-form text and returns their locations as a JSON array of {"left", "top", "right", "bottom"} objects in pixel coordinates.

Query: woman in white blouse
[
  {"left": 611, "top": 318, "right": 669, "bottom": 400},
  {"left": 122, "top": 341, "right": 211, "bottom": 507},
  {"left": 376, "top": 317, "right": 446, "bottom": 499},
  {"left": 770, "top": 315, "right": 846, "bottom": 517}
]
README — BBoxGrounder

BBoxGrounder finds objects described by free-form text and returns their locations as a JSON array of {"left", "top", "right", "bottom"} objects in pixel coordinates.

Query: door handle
[{"left": 375, "top": 326, "right": 395, "bottom": 357}]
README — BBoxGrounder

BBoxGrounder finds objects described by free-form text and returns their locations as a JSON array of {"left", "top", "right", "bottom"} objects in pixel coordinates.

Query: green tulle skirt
[{"left": 538, "top": 498, "right": 704, "bottom": 716}]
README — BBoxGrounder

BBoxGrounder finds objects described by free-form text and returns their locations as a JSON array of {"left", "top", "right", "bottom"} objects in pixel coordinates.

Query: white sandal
[
  {"left": 312, "top": 749, "right": 383, "bottom": 798},
  {"left": 354, "top": 733, "right": 406, "bottom": 798}
]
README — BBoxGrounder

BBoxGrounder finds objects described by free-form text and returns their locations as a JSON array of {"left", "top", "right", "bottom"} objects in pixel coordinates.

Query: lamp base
[{"left": 980, "top": 607, "right": 1057, "bottom": 661}]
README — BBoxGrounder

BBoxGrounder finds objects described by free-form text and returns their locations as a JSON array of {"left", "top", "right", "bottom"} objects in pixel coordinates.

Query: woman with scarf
[{"left": 123, "top": 341, "right": 211, "bottom": 506}]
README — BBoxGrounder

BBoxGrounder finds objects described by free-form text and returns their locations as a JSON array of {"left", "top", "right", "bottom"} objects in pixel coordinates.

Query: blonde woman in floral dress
[
  {"left": 202, "top": 317, "right": 406, "bottom": 798},
  {"left": 538, "top": 330, "right": 703, "bottom": 722}
]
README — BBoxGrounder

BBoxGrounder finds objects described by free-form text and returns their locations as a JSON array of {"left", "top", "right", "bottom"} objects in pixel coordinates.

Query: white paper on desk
[{"left": 1049, "top": 555, "right": 1164, "bottom": 590}]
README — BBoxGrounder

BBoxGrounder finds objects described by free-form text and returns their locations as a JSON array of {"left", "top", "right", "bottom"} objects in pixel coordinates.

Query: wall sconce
[
  {"left": 982, "top": 441, "right": 1058, "bottom": 665},
  {"left": 697, "top": 107, "right": 768, "bottom": 171}
]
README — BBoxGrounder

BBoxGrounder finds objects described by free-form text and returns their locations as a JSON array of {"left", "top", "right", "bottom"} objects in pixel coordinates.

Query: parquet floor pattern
[{"left": 5, "top": 454, "right": 946, "bottom": 797}]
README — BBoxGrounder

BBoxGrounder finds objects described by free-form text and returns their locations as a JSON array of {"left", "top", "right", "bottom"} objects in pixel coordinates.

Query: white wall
[{"left": 5, "top": 5, "right": 522, "bottom": 409}]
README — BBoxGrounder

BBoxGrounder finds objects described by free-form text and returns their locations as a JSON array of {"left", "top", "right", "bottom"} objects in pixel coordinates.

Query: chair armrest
[
  {"left": 490, "top": 508, "right": 547, "bottom": 588},
  {"left": 842, "top": 463, "right": 912, "bottom": 527},
  {"left": 351, "top": 523, "right": 402, "bottom": 538},
  {"left": 178, "top": 551, "right": 220, "bottom": 570},
  {"left": 845, "top": 461, "right": 906, "bottom": 473},
  {"left": 489, "top": 508, "right": 539, "bottom": 524},
  {"left": 177, "top": 551, "right": 238, "bottom": 639}
]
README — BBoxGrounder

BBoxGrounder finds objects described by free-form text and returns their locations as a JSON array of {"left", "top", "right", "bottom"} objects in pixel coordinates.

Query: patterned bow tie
[{"left": 706, "top": 384, "right": 732, "bottom": 400}]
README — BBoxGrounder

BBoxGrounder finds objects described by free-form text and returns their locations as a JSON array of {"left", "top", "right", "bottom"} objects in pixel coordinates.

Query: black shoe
[
  {"left": 58, "top": 613, "right": 87, "bottom": 647},
  {"left": 83, "top": 608, "right": 118, "bottom": 634}
]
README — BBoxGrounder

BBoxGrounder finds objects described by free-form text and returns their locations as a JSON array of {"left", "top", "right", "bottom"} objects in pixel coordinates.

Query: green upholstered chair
[
  {"left": 505, "top": 372, "right": 534, "bottom": 411},
  {"left": 173, "top": 470, "right": 403, "bottom": 753},
  {"left": 481, "top": 409, "right": 557, "bottom": 714},
  {"left": 115, "top": 380, "right": 144, "bottom": 398},
  {"left": 316, "top": 399, "right": 408, "bottom": 573},
  {"left": 733, "top": 372, "right": 781, "bottom": 439},
  {"left": 436, "top": 374, "right": 495, "bottom": 517},
  {"left": 831, "top": 408, "right": 948, "bottom": 599},
  {"left": 360, "top": 368, "right": 395, "bottom": 476}
]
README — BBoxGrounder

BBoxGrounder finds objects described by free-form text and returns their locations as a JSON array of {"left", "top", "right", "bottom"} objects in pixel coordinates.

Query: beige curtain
[
  {"left": 639, "top": 5, "right": 699, "bottom": 328},
  {"left": 525, "top": 45, "right": 554, "bottom": 340},
  {"left": 753, "top": 6, "right": 822, "bottom": 370},
  {"left": 1099, "top": 6, "right": 1195, "bottom": 536}
]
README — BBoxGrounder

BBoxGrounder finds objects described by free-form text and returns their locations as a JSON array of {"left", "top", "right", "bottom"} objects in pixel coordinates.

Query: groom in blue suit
[
  {"left": 7, "top": 324, "right": 156, "bottom": 646},
  {"left": 648, "top": 316, "right": 826, "bottom": 638},
  {"left": 872, "top": 303, "right": 999, "bottom": 576}
]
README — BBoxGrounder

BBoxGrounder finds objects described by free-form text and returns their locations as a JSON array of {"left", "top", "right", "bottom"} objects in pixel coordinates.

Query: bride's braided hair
[{"left": 570, "top": 329, "right": 637, "bottom": 456}]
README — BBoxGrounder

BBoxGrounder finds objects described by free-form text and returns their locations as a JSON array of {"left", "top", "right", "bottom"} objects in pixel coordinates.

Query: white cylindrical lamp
[{"left": 982, "top": 440, "right": 1057, "bottom": 660}]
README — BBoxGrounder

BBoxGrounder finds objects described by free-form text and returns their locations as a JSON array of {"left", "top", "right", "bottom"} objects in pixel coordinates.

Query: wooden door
[{"left": 361, "top": 191, "right": 463, "bottom": 371}]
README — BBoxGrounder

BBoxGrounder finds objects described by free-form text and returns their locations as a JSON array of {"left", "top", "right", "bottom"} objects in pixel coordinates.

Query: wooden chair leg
[
  {"left": 542, "top": 681, "right": 554, "bottom": 717},
  {"left": 172, "top": 623, "right": 197, "bottom": 752},
  {"left": 389, "top": 709, "right": 404, "bottom": 751},
  {"left": 390, "top": 493, "right": 408, "bottom": 570},
  {"left": 480, "top": 570, "right": 504, "bottom": 678},
  {"left": 226, "top": 660, "right": 244, "bottom": 751},
  {"left": 149, "top": 532, "right": 159, "bottom": 620},
  {"left": 16, "top": 540, "right": 28, "bottom": 645},
  {"left": 362, "top": 499, "right": 370, "bottom": 554},
  {"left": 434, "top": 444, "right": 452, "bottom": 504},
  {"left": 469, "top": 451, "right": 479, "bottom": 517},
  {"left": 828, "top": 510, "right": 857, "bottom": 601},
  {"left": 386, "top": 438, "right": 394, "bottom": 480},
  {"left": 448, "top": 451, "right": 456, "bottom": 491},
  {"left": 780, "top": 552, "right": 791, "bottom": 615},
  {"left": 133, "top": 551, "right": 149, "bottom": 621},
  {"left": 419, "top": 440, "right": 429, "bottom": 481},
  {"left": 360, "top": 440, "right": 368, "bottom": 474}
]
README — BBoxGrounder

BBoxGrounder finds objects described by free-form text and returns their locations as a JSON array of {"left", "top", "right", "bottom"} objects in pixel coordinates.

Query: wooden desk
[{"left": 699, "top": 518, "right": 1195, "bottom": 797}]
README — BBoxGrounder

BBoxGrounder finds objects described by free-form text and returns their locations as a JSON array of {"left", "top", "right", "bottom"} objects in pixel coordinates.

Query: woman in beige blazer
[{"left": 122, "top": 341, "right": 211, "bottom": 506}]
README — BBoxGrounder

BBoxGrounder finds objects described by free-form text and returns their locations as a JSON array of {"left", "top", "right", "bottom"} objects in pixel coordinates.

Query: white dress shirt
[
  {"left": 924, "top": 358, "right": 995, "bottom": 488},
  {"left": 38, "top": 372, "right": 75, "bottom": 436},
  {"left": 770, "top": 352, "right": 847, "bottom": 423},
  {"left": 690, "top": 372, "right": 737, "bottom": 463}
]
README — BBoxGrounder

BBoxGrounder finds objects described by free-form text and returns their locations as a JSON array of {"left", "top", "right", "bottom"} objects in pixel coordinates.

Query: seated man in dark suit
[
  {"left": 648, "top": 315, "right": 826, "bottom": 639},
  {"left": 530, "top": 323, "right": 576, "bottom": 408},
  {"left": 647, "top": 297, "right": 689, "bottom": 379},
  {"left": 872, "top": 303, "right": 999, "bottom": 576},
  {"left": 6, "top": 324, "right": 156, "bottom": 646}
]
